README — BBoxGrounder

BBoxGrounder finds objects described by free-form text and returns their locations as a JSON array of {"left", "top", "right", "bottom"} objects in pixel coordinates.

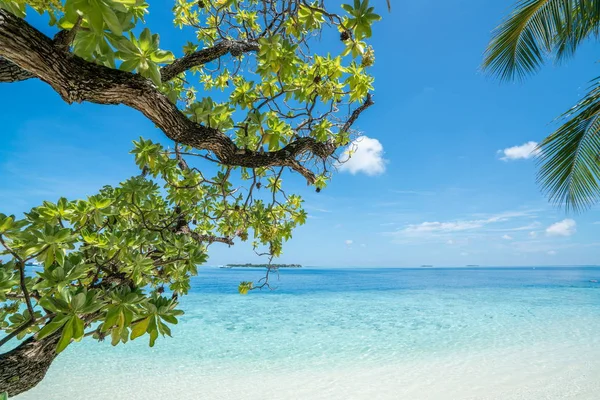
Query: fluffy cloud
[
  {"left": 345, "top": 239, "right": 353, "bottom": 246},
  {"left": 546, "top": 219, "right": 577, "bottom": 237},
  {"left": 547, "top": 250, "right": 557, "bottom": 256},
  {"left": 498, "top": 141, "right": 540, "bottom": 161},
  {"left": 502, "top": 234, "right": 513, "bottom": 240},
  {"left": 339, "top": 136, "right": 386, "bottom": 176},
  {"left": 529, "top": 231, "right": 537, "bottom": 238}
]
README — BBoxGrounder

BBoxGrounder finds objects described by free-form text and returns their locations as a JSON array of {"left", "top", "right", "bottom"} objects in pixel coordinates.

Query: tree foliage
[
  {"left": 0, "top": 0, "right": 379, "bottom": 391},
  {"left": 483, "top": 0, "right": 600, "bottom": 211}
]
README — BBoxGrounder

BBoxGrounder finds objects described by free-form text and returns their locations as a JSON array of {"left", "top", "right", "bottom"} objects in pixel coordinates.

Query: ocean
[{"left": 16, "top": 267, "right": 600, "bottom": 399}]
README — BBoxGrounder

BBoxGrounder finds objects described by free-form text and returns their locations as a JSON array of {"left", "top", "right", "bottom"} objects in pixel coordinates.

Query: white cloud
[
  {"left": 339, "top": 136, "right": 386, "bottom": 176},
  {"left": 488, "top": 222, "right": 542, "bottom": 232},
  {"left": 498, "top": 141, "right": 540, "bottom": 161},
  {"left": 345, "top": 239, "right": 353, "bottom": 246},
  {"left": 447, "top": 239, "right": 454, "bottom": 245},
  {"left": 403, "top": 220, "right": 483, "bottom": 234},
  {"left": 529, "top": 231, "right": 537, "bottom": 238},
  {"left": 502, "top": 234, "right": 513, "bottom": 240},
  {"left": 546, "top": 219, "right": 577, "bottom": 237},
  {"left": 396, "top": 211, "right": 534, "bottom": 237},
  {"left": 547, "top": 250, "right": 557, "bottom": 256}
]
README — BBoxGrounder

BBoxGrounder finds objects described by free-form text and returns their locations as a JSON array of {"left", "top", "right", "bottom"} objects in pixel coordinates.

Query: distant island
[
  {"left": 466, "top": 265, "right": 480, "bottom": 267},
  {"left": 420, "top": 265, "right": 434, "bottom": 268},
  {"left": 222, "top": 263, "right": 302, "bottom": 269}
]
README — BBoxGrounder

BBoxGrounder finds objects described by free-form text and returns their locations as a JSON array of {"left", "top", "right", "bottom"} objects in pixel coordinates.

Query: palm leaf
[
  {"left": 537, "top": 78, "right": 600, "bottom": 211},
  {"left": 554, "top": 0, "right": 600, "bottom": 60},
  {"left": 483, "top": 0, "right": 600, "bottom": 81}
]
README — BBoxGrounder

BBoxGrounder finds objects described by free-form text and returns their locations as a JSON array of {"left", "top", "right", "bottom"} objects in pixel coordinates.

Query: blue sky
[{"left": 2, "top": 0, "right": 600, "bottom": 267}]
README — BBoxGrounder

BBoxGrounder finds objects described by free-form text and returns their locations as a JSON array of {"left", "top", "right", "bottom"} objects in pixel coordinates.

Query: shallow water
[{"left": 16, "top": 267, "right": 600, "bottom": 399}]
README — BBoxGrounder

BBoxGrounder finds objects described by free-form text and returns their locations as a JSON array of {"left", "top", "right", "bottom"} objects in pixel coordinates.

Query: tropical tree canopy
[
  {"left": 483, "top": 0, "right": 600, "bottom": 212},
  {"left": 0, "top": 0, "right": 378, "bottom": 395}
]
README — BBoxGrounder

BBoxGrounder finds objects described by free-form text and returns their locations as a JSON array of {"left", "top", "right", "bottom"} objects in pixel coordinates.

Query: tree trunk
[{"left": 0, "top": 333, "right": 60, "bottom": 397}]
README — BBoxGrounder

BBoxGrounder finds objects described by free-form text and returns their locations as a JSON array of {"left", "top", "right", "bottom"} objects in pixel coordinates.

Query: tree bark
[
  {"left": 0, "top": 332, "right": 61, "bottom": 397},
  {"left": 0, "top": 57, "right": 33, "bottom": 82}
]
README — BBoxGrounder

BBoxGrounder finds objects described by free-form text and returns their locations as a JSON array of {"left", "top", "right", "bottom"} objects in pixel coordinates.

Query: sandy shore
[{"left": 19, "top": 343, "right": 600, "bottom": 399}]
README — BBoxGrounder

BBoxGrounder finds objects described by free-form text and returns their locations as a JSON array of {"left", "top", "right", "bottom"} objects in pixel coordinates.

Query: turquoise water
[{"left": 16, "top": 267, "right": 600, "bottom": 399}]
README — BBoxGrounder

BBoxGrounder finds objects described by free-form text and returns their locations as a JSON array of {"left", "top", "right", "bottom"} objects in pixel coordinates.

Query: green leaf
[
  {"left": 70, "top": 292, "right": 86, "bottom": 311},
  {"left": 130, "top": 316, "right": 150, "bottom": 340},
  {"left": 99, "top": 0, "right": 122, "bottom": 35},
  {"left": 102, "top": 306, "right": 121, "bottom": 331},
  {"left": 110, "top": 327, "right": 121, "bottom": 346},
  {"left": 157, "top": 320, "right": 171, "bottom": 337},
  {"left": 139, "top": 28, "right": 152, "bottom": 51},
  {"left": 55, "top": 317, "right": 74, "bottom": 353},
  {"left": 147, "top": 315, "right": 158, "bottom": 346},
  {"left": 87, "top": 0, "right": 105, "bottom": 33},
  {"left": 108, "top": 35, "right": 139, "bottom": 54},
  {"left": 0, "top": 215, "right": 14, "bottom": 233},
  {"left": 148, "top": 327, "right": 158, "bottom": 347},
  {"left": 119, "top": 58, "right": 139, "bottom": 72},
  {"left": 55, "top": 248, "right": 65, "bottom": 266},
  {"left": 150, "top": 50, "right": 174, "bottom": 64},
  {"left": 72, "top": 316, "right": 85, "bottom": 341},
  {"left": 43, "top": 247, "right": 55, "bottom": 267},
  {"left": 145, "top": 62, "right": 162, "bottom": 85},
  {"left": 37, "top": 315, "right": 69, "bottom": 340}
]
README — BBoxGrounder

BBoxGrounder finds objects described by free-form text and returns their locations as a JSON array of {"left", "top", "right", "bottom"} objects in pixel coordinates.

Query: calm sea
[{"left": 17, "top": 267, "right": 600, "bottom": 399}]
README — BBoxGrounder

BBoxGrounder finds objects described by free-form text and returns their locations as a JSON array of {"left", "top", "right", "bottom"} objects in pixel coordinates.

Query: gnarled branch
[
  {"left": 161, "top": 39, "right": 259, "bottom": 82},
  {"left": 0, "top": 9, "right": 372, "bottom": 184}
]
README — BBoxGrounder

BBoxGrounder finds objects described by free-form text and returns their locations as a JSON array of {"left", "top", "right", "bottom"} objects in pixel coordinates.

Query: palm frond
[
  {"left": 483, "top": 0, "right": 600, "bottom": 81},
  {"left": 554, "top": 0, "right": 600, "bottom": 60},
  {"left": 537, "top": 78, "right": 600, "bottom": 212}
]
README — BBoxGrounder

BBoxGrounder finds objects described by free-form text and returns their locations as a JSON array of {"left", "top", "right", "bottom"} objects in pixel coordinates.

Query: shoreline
[{"left": 19, "top": 342, "right": 600, "bottom": 399}]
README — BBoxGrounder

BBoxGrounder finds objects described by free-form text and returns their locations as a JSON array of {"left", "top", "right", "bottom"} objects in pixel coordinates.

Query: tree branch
[
  {"left": 177, "top": 225, "right": 234, "bottom": 246},
  {"left": 0, "top": 10, "right": 373, "bottom": 184},
  {"left": 0, "top": 235, "right": 36, "bottom": 321},
  {"left": 161, "top": 39, "right": 259, "bottom": 82},
  {"left": 342, "top": 93, "right": 374, "bottom": 133},
  {"left": 0, "top": 313, "right": 55, "bottom": 349},
  {"left": 0, "top": 56, "right": 34, "bottom": 82},
  {"left": 52, "top": 15, "right": 83, "bottom": 51}
]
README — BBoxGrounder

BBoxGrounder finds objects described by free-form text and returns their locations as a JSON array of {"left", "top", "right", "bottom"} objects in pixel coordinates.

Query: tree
[
  {"left": 0, "top": 0, "right": 379, "bottom": 395},
  {"left": 483, "top": 0, "right": 600, "bottom": 212}
]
